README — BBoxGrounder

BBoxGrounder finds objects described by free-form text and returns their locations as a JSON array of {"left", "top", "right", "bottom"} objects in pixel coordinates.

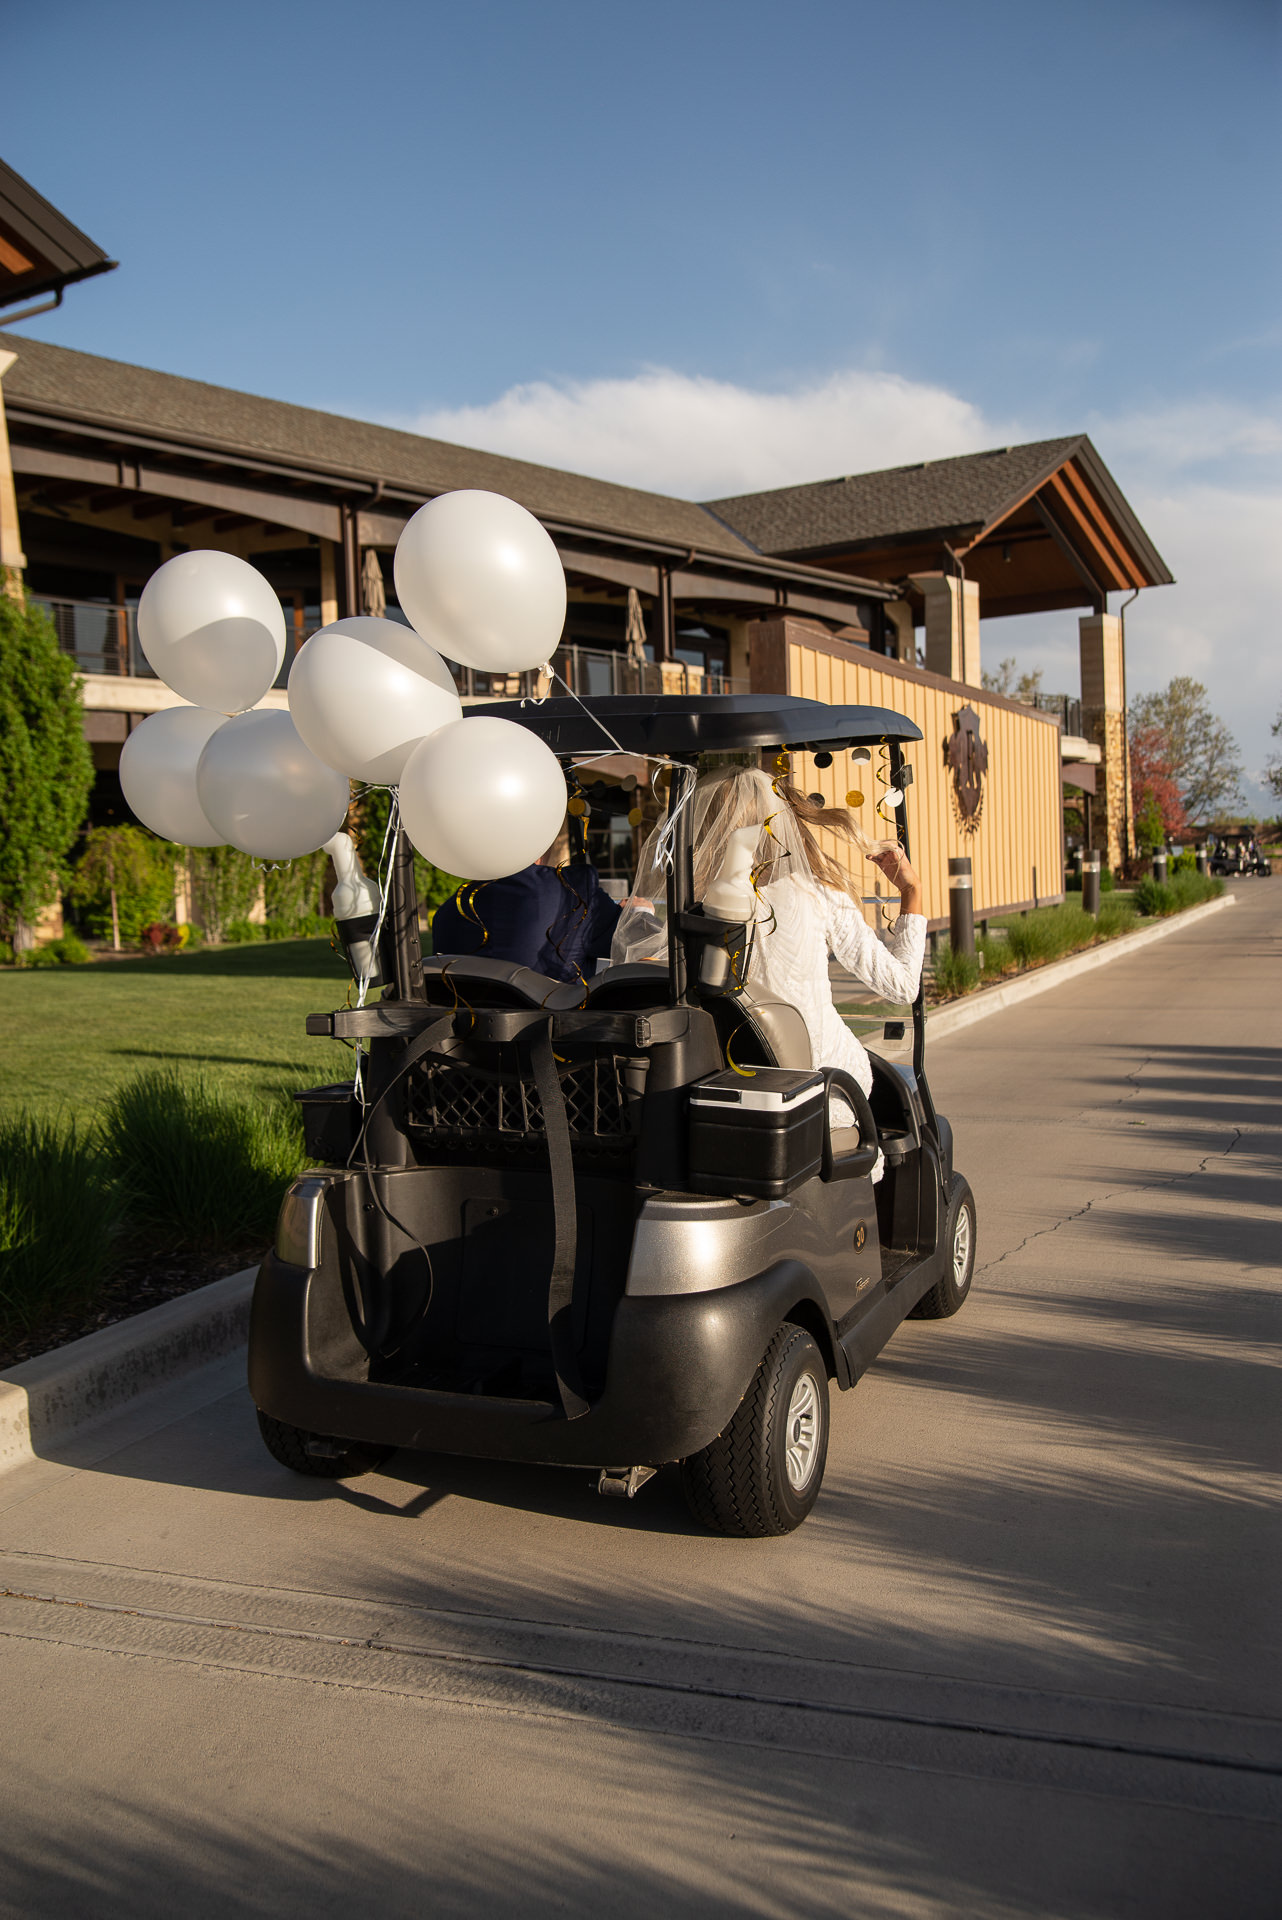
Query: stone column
[
  {"left": 882, "top": 598, "right": 916, "bottom": 664},
  {"left": 1079, "top": 613, "right": 1132, "bottom": 872},
  {"left": 319, "top": 540, "right": 339, "bottom": 627},
  {"left": 909, "top": 573, "right": 980, "bottom": 685},
  {"left": 0, "top": 350, "right": 28, "bottom": 601}
]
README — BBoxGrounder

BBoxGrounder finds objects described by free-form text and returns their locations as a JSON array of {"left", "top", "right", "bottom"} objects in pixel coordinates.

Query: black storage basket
[
  {"left": 688, "top": 1067, "right": 825, "bottom": 1199},
  {"left": 294, "top": 1083, "right": 358, "bottom": 1166}
]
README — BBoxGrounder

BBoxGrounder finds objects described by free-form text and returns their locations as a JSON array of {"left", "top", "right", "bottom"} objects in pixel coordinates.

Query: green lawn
[{"left": 0, "top": 939, "right": 354, "bottom": 1124}]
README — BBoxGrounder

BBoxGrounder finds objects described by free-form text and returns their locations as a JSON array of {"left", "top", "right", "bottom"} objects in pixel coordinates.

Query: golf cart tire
[
  {"left": 910, "top": 1175, "right": 976, "bottom": 1320},
  {"left": 255, "top": 1408, "right": 392, "bottom": 1480},
  {"left": 681, "top": 1322, "right": 830, "bottom": 1537}
]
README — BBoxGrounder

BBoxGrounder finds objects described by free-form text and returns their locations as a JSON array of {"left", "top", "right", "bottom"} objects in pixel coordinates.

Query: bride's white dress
[{"left": 749, "top": 879, "right": 927, "bottom": 1098}]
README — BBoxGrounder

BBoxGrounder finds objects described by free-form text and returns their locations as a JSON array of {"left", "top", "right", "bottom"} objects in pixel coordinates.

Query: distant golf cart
[
  {"left": 1208, "top": 832, "right": 1272, "bottom": 878},
  {"left": 249, "top": 695, "right": 976, "bottom": 1536}
]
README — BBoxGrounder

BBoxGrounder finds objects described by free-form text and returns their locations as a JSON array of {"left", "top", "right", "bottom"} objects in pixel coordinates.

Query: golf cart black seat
[
  {"left": 420, "top": 953, "right": 582, "bottom": 1010},
  {"left": 729, "top": 988, "right": 811, "bottom": 1070}
]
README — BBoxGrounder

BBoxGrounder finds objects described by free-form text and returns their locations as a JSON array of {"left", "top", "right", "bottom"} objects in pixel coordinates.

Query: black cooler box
[{"left": 688, "top": 1067, "right": 826, "bottom": 1199}]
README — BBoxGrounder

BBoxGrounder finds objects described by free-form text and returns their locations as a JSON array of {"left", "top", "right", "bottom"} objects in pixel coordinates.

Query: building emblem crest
[{"left": 945, "top": 705, "right": 989, "bottom": 832}]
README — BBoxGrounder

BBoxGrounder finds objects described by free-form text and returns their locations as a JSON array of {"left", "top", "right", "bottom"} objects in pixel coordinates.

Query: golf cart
[
  {"left": 249, "top": 694, "right": 976, "bottom": 1536},
  {"left": 1208, "top": 832, "right": 1272, "bottom": 878}
]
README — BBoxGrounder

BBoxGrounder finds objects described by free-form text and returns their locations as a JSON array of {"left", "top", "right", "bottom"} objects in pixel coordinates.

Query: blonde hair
[{"left": 687, "top": 765, "right": 879, "bottom": 906}]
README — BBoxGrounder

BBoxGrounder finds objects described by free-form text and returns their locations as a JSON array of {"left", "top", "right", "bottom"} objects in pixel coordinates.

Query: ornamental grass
[
  {"left": 0, "top": 1115, "right": 120, "bottom": 1337},
  {"left": 99, "top": 1069, "right": 306, "bottom": 1249}
]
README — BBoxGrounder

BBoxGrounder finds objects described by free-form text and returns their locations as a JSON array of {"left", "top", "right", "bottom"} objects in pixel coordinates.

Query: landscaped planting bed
[{"left": 925, "top": 873, "right": 1224, "bottom": 1003}]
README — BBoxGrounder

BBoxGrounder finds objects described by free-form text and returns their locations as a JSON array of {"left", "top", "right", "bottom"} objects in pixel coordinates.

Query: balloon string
[
  {"left": 724, "top": 1025, "right": 757, "bottom": 1079},
  {"left": 351, "top": 795, "right": 400, "bottom": 1109},
  {"left": 457, "top": 882, "right": 490, "bottom": 947}
]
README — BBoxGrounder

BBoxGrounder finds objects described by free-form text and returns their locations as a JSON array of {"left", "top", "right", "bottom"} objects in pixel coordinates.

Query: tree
[
  {"left": 0, "top": 596, "right": 95, "bottom": 948},
  {"left": 982, "top": 657, "right": 1044, "bottom": 705},
  {"left": 67, "top": 826, "right": 174, "bottom": 950},
  {"left": 186, "top": 846, "right": 260, "bottom": 944},
  {"left": 1128, "top": 724, "right": 1188, "bottom": 842},
  {"left": 1128, "top": 677, "right": 1243, "bottom": 825},
  {"left": 1266, "top": 707, "right": 1282, "bottom": 804}
]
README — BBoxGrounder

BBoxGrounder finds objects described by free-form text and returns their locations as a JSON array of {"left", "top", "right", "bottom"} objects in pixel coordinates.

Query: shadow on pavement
[{"left": 2, "top": 1685, "right": 1270, "bottom": 1920}]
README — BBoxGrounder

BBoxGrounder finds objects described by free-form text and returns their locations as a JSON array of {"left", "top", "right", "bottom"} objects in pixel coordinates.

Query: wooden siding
[{"left": 787, "top": 641, "right": 1065, "bottom": 925}]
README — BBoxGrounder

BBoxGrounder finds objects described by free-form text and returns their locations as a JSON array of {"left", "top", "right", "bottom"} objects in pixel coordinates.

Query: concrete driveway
[{"left": 2, "top": 884, "right": 1278, "bottom": 1918}]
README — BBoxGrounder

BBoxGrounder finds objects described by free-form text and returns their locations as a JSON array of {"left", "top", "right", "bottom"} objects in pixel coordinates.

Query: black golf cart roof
[{"left": 487, "top": 693, "right": 924, "bottom": 757}]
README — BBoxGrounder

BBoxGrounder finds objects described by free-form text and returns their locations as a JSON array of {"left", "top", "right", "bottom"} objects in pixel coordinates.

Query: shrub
[
  {"left": 139, "top": 921, "right": 184, "bottom": 953},
  {"left": 223, "top": 918, "right": 266, "bottom": 944},
  {"left": 1134, "top": 871, "right": 1222, "bottom": 917},
  {"left": 18, "top": 945, "right": 60, "bottom": 969},
  {"left": 45, "top": 933, "right": 91, "bottom": 965},
  {"left": 0, "top": 597, "right": 95, "bottom": 948},
  {"left": 932, "top": 944, "right": 981, "bottom": 997},
  {"left": 1170, "top": 871, "right": 1224, "bottom": 909},
  {"left": 263, "top": 911, "right": 332, "bottom": 942},
  {"left": 99, "top": 1070, "right": 306, "bottom": 1247},
  {"left": 0, "top": 1115, "right": 120, "bottom": 1338},
  {"left": 1135, "top": 877, "right": 1175, "bottom": 917}
]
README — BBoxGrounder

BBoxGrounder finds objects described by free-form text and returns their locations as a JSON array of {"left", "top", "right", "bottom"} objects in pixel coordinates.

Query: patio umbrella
[
  {"left": 361, "top": 548, "right": 387, "bottom": 618},
  {"left": 625, "top": 587, "right": 648, "bottom": 666}
]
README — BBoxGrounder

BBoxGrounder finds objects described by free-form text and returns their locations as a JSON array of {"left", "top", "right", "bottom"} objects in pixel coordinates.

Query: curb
[
  {"left": 0, "top": 1266, "right": 256, "bottom": 1475},
  {"left": 926, "top": 892, "right": 1237, "bottom": 1042}
]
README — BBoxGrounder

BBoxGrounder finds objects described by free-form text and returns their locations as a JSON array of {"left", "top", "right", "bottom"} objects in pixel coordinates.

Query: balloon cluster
[{"left": 120, "top": 490, "right": 570, "bottom": 880}]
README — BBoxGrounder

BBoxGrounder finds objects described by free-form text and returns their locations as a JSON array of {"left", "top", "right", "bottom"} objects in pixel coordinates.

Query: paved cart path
[{"left": 2, "top": 886, "right": 1278, "bottom": 1917}]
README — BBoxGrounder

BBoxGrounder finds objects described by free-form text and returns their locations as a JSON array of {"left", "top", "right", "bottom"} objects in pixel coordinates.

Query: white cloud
[
  {"left": 1088, "top": 399, "right": 1282, "bottom": 476},
  {"left": 394, "top": 368, "right": 1282, "bottom": 811},
  {"left": 400, "top": 367, "right": 1018, "bottom": 501}
]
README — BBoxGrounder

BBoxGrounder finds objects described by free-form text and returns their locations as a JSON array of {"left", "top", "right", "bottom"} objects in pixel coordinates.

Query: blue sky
[{"left": 7, "top": 0, "right": 1281, "bottom": 802}]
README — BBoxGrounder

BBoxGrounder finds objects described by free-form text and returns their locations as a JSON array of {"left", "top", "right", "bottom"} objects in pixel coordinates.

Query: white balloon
[
  {"left": 138, "top": 551, "right": 287, "bottom": 713},
  {"left": 288, "top": 616, "right": 462, "bottom": 784},
  {"left": 119, "top": 706, "right": 227, "bottom": 846},
  {"left": 393, "top": 490, "right": 566, "bottom": 674},
  {"left": 399, "top": 716, "right": 567, "bottom": 881},
  {"left": 196, "top": 709, "right": 350, "bottom": 862}
]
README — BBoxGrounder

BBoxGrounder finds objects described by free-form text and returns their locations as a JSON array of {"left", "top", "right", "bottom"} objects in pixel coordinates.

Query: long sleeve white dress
[{"left": 748, "top": 878, "right": 927, "bottom": 1097}]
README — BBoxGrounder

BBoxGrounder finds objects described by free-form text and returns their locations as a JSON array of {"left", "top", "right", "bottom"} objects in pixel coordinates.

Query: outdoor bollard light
[
  {"left": 948, "top": 856, "right": 975, "bottom": 957},
  {"left": 1082, "top": 852, "right": 1101, "bottom": 916},
  {"left": 1196, "top": 845, "right": 1209, "bottom": 876},
  {"left": 1152, "top": 849, "right": 1168, "bottom": 883}
]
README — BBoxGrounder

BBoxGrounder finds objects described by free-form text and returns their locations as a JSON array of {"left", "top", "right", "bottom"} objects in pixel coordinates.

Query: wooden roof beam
[
  {"left": 1042, "top": 474, "right": 1128, "bottom": 594},
  {"left": 1055, "top": 462, "right": 1147, "bottom": 591},
  {"left": 1033, "top": 492, "right": 1112, "bottom": 606}
]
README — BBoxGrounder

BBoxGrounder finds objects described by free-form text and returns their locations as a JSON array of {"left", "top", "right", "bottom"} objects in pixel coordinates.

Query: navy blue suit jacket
[{"left": 431, "top": 865, "right": 622, "bottom": 983}]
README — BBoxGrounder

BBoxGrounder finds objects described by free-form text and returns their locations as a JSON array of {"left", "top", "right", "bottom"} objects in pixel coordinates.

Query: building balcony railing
[
  {"left": 454, "top": 645, "right": 749, "bottom": 703},
  {"left": 1031, "top": 692, "right": 1083, "bottom": 736},
  {"left": 33, "top": 595, "right": 313, "bottom": 688},
  {"left": 35, "top": 601, "right": 749, "bottom": 709},
  {"left": 33, "top": 596, "right": 154, "bottom": 680}
]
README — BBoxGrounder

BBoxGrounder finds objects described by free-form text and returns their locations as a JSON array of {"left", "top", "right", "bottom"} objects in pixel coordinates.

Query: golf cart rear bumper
[{"left": 248, "top": 1252, "right": 827, "bottom": 1468}]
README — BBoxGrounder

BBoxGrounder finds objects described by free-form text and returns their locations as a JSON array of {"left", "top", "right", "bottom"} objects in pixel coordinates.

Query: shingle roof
[
  {"left": 707, "top": 438, "right": 1087, "bottom": 555},
  {"left": 0, "top": 333, "right": 756, "bottom": 558},
  {"left": 0, "top": 160, "right": 117, "bottom": 309}
]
